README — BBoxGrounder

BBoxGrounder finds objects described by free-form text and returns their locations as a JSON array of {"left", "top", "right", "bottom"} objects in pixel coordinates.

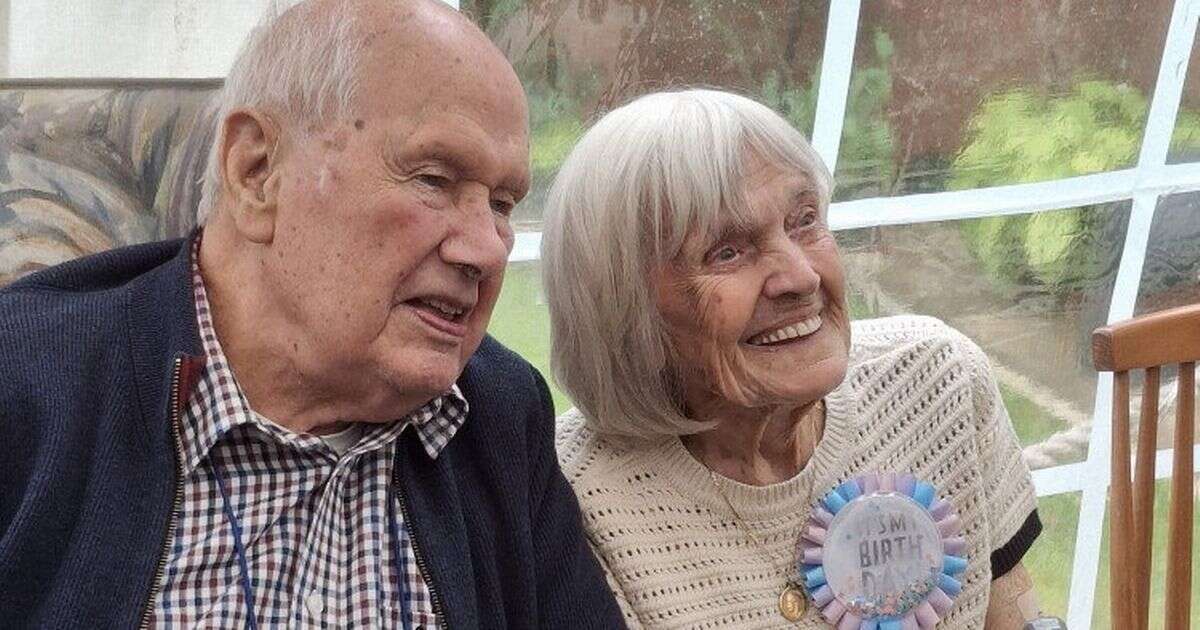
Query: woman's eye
[
  {"left": 709, "top": 246, "right": 740, "bottom": 263},
  {"left": 787, "top": 208, "right": 819, "bottom": 231}
]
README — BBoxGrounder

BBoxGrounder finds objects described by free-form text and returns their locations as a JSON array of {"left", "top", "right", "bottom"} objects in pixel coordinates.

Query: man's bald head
[
  {"left": 194, "top": 0, "right": 530, "bottom": 427},
  {"left": 198, "top": 0, "right": 523, "bottom": 223}
]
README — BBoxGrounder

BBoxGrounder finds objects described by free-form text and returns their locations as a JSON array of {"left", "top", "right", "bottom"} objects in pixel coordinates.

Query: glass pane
[
  {"left": 836, "top": 1, "right": 1174, "bottom": 202},
  {"left": 1135, "top": 192, "right": 1200, "bottom": 315},
  {"left": 1092, "top": 475, "right": 1200, "bottom": 629},
  {"left": 1027, "top": 492, "right": 1081, "bottom": 620},
  {"left": 839, "top": 202, "right": 1131, "bottom": 468},
  {"left": 2, "top": 1, "right": 268, "bottom": 79},
  {"left": 0, "top": 85, "right": 215, "bottom": 286},
  {"left": 1168, "top": 37, "right": 1200, "bottom": 164},
  {"left": 468, "top": 0, "right": 830, "bottom": 228}
]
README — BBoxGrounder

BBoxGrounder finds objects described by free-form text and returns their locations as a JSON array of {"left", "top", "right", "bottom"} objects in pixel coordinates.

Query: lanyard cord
[
  {"left": 211, "top": 464, "right": 260, "bottom": 630},
  {"left": 388, "top": 485, "right": 414, "bottom": 630},
  {"left": 210, "top": 463, "right": 415, "bottom": 629}
]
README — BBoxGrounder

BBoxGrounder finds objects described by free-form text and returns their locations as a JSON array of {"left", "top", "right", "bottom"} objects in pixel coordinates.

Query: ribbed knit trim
[{"left": 991, "top": 509, "right": 1042, "bottom": 579}]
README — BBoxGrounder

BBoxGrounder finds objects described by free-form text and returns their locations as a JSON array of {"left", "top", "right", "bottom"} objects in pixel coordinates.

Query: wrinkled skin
[{"left": 655, "top": 156, "right": 851, "bottom": 415}]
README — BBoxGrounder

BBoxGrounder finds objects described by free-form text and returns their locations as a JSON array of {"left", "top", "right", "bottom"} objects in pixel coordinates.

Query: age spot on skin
[
  {"left": 322, "top": 130, "right": 350, "bottom": 152},
  {"left": 354, "top": 119, "right": 365, "bottom": 131}
]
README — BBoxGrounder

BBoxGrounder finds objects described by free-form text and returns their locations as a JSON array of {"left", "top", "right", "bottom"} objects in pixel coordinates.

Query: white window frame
[{"left": 510, "top": 1, "right": 1200, "bottom": 625}]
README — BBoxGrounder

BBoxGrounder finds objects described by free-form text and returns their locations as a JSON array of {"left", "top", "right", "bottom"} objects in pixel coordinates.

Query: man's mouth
[
  {"left": 746, "top": 314, "right": 823, "bottom": 347},
  {"left": 408, "top": 297, "right": 468, "bottom": 323},
  {"left": 404, "top": 297, "right": 472, "bottom": 338}
]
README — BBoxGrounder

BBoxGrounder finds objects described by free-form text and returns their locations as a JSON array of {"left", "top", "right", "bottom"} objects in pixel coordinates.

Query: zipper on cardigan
[
  {"left": 138, "top": 357, "right": 187, "bottom": 629},
  {"left": 392, "top": 464, "right": 450, "bottom": 629}
]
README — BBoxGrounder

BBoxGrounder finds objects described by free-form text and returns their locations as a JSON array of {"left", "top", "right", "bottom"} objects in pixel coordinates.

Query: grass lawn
[
  {"left": 486, "top": 262, "right": 565, "bottom": 409},
  {"left": 1001, "top": 382, "right": 1071, "bottom": 447},
  {"left": 1025, "top": 493, "right": 1080, "bottom": 619}
]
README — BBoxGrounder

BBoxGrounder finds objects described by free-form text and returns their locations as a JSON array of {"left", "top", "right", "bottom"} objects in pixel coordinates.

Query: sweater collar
[{"left": 124, "top": 231, "right": 206, "bottom": 450}]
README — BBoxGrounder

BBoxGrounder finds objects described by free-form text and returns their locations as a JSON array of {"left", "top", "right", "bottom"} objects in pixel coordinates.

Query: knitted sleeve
[{"left": 961, "top": 335, "right": 1042, "bottom": 578}]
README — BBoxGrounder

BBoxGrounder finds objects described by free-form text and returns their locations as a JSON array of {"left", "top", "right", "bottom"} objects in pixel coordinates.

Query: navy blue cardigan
[{"left": 0, "top": 237, "right": 623, "bottom": 629}]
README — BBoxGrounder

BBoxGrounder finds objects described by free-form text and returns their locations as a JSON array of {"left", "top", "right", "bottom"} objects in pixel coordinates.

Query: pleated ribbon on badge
[{"left": 796, "top": 472, "right": 967, "bottom": 630}]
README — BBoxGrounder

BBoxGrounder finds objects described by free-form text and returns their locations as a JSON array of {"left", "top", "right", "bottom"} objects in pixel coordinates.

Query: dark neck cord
[
  {"left": 211, "top": 464, "right": 260, "bottom": 630},
  {"left": 389, "top": 485, "right": 414, "bottom": 630},
  {"left": 210, "top": 464, "right": 414, "bottom": 630}
]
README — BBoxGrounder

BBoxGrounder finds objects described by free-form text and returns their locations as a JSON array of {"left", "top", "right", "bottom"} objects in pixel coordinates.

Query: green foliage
[
  {"left": 758, "top": 71, "right": 817, "bottom": 135},
  {"left": 759, "top": 30, "right": 895, "bottom": 195},
  {"left": 528, "top": 90, "right": 586, "bottom": 183},
  {"left": 953, "top": 79, "right": 1200, "bottom": 295},
  {"left": 952, "top": 80, "right": 1146, "bottom": 189},
  {"left": 839, "top": 30, "right": 896, "bottom": 193},
  {"left": 463, "top": 0, "right": 525, "bottom": 31}
]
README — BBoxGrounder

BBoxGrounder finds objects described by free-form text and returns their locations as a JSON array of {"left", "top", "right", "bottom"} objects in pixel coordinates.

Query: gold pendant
[{"left": 778, "top": 582, "right": 806, "bottom": 622}]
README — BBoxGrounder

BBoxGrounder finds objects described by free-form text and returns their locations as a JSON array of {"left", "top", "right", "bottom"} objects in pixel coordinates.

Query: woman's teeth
[{"left": 748, "top": 315, "right": 822, "bottom": 346}]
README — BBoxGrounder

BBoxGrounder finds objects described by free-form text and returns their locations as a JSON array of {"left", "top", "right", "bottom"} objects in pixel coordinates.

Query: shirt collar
[{"left": 178, "top": 234, "right": 469, "bottom": 475}]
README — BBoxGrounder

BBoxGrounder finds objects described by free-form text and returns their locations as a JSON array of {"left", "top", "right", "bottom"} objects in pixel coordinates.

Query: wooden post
[{"left": 1164, "top": 362, "right": 1194, "bottom": 630}]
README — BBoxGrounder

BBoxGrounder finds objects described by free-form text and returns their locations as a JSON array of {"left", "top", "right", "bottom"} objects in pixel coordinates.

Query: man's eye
[{"left": 417, "top": 173, "right": 451, "bottom": 189}]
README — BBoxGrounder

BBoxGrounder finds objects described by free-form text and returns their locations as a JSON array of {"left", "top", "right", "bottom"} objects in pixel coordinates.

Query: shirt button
[{"left": 305, "top": 592, "right": 326, "bottom": 616}]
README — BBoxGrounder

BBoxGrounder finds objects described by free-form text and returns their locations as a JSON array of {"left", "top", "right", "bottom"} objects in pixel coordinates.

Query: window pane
[
  {"left": 1027, "top": 492, "right": 1082, "bottom": 620},
  {"left": 468, "top": 0, "right": 830, "bottom": 229},
  {"left": 1168, "top": 37, "right": 1200, "bottom": 164},
  {"left": 1091, "top": 475, "right": 1200, "bottom": 629},
  {"left": 1135, "top": 192, "right": 1200, "bottom": 316},
  {"left": 835, "top": 1, "right": 1174, "bottom": 202},
  {"left": 839, "top": 203, "right": 1131, "bottom": 468}
]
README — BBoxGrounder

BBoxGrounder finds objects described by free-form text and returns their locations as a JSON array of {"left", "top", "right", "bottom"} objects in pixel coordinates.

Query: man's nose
[
  {"left": 762, "top": 241, "right": 821, "bottom": 300},
  {"left": 440, "top": 187, "right": 511, "bottom": 281}
]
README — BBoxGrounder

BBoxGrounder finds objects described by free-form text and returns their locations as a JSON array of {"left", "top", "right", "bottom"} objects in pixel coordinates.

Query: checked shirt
[{"left": 149, "top": 239, "right": 466, "bottom": 628}]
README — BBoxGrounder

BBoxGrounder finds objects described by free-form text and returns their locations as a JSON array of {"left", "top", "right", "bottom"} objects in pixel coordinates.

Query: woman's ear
[{"left": 218, "top": 108, "right": 282, "bottom": 244}]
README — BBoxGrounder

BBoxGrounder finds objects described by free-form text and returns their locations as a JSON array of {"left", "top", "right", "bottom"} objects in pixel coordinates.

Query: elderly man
[{"left": 0, "top": 0, "right": 622, "bottom": 627}]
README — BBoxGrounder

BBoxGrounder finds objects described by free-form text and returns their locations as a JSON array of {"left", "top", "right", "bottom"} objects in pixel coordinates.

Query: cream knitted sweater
[{"left": 555, "top": 316, "right": 1038, "bottom": 629}]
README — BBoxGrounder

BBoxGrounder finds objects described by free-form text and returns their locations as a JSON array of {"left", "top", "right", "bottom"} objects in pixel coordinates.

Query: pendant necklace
[
  {"left": 701, "top": 399, "right": 824, "bottom": 623},
  {"left": 709, "top": 469, "right": 807, "bottom": 622}
]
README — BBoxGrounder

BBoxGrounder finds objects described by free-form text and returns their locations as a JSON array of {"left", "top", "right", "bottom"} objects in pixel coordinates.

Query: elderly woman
[{"left": 542, "top": 89, "right": 1047, "bottom": 629}]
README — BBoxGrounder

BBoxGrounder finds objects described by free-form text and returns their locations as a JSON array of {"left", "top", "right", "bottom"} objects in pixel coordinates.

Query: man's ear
[{"left": 219, "top": 108, "right": 282, "bottom": 244}]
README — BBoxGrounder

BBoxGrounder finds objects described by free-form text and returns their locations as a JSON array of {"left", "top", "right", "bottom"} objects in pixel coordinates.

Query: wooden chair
[{"left": 1092, "top": 303, "right": 1199, "bottom": 630}]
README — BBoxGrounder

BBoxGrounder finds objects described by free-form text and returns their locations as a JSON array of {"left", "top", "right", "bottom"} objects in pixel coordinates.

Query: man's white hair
[
  {"left": 196, "top": 0, "right": 366, "bottom": 224},
  {"left": 541, "top": 89, "right": 833, "bottom": 440}
]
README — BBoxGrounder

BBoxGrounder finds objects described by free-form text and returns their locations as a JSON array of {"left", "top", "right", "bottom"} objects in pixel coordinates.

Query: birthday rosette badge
[{"left": 797, "top": 472, "right": 966, "bottom": 630}]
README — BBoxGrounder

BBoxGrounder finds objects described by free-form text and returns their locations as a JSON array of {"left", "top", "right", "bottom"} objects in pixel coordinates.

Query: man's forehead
[
  {"left": 385, "top": 108, "right": 530, "bottom": 191},
  {"left": 355, "top": 31, "right": 525, "bottom": 120}
]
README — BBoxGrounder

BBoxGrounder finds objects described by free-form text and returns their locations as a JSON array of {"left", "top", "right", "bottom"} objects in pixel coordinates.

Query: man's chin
[{"left": 385, "top": 357, "right": 465, "bottom": 398}]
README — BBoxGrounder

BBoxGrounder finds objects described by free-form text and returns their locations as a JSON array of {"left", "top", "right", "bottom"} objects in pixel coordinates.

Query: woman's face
[{"left": 654, "top": 157, "right": 851, "bottom": 411}]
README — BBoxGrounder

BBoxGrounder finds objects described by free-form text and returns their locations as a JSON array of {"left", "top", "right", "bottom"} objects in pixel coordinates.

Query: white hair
[
  {"left": 196, "top": 0, "right": 367, "bottom": 224},
  {"left": 541, "top": 89, "right": 833, "bottom": 440}
]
